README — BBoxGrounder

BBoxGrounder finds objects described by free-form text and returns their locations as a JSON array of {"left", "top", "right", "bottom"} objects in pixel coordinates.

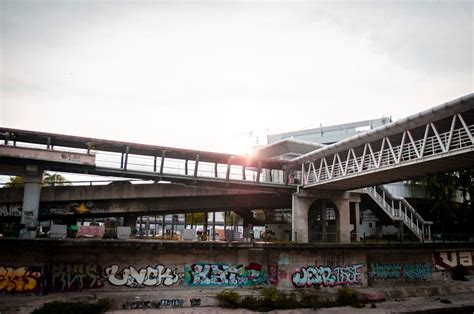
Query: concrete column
[
  {"left": 20, "top": 165, "right": 43, "bottom": 239},
  {"left": 124, "top": 215, "right": 138, "bottom": 237},
  {"left": 428, "top": 225, "right": 431, "bottom": 240},
  {"left": 204, "top": 212, "right": 208, "bottom": 240},
  {"left": 291, "top": 193, "right": 313, "bottom": 243},
  {"left": 354, "top": 202, "right": 361, "bottom": 241},
  {"left": 321, "top": 200, "right": 327, "bottom": 242},
  {"left": 334, "top": 195, "right": 351, "bottom": 244},
  {"left": 212, "top": 211, "right": 216, "bottom": 241},
  {"left": 232, "top": 211, "right": 238, "bottom": 231},
  {"left": 242, "top": 218, "right": 251, "bottom": 242}
]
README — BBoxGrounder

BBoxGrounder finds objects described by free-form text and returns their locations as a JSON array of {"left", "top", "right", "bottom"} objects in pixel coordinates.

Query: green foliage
[
  {"left": 216, "top": 289, "right": 241, "bottom": 308},
  {"left": 2, "top": 172, "right": 70, "bottom": 189},
  {"left": 42, "top": 173, "right": 70, "bottom": 186},
  {"left": 217, "top": 286, "right": 370, "bottom": 311},
  {"left": 336, "top": 287, "right": 360, "bottom": 307},
  {"left": 3, "top": 176, "right": 24, "bottom": 188},
  {"left": 32, "top": 299, "right": 110, "bottom": 314}
]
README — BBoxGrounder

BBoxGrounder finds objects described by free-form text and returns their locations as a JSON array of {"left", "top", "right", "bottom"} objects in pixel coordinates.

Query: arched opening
[{"left": 308, "top": 199, "right": 339, "bottom": 242}]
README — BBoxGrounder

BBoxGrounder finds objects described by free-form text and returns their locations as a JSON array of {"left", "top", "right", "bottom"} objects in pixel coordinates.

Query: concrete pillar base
[{"left": 20, "top": 165, "right": 43, "bottom": 239}]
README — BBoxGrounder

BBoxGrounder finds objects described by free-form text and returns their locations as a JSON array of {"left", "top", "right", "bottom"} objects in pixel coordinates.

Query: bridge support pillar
[
  {"left": 354, "top": 202, "right": 361, "bottom": 242},
  {"left": 20, "top": 165, "right": 43, "bottom": 239},
  {"left": 291, "top": 192, "right": 313, "bottom": 243},
  {"left": 124, "top": 215, "right": 138, "bottom": 237},
  {"left": 333, "top": 194, "right": 351, "bottom": 244}
]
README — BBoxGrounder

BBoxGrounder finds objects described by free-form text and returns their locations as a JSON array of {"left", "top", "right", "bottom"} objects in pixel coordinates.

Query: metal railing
[
  {"left": 303, "top": 113, "right": 474, "bottom": 186},
  {"left": 363, "top": 185, "right": 432, "bottom": 241}
]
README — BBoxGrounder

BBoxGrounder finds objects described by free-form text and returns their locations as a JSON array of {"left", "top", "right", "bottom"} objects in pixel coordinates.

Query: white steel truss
[{"left": 301, "top": 112, "right": 474, "bottom": 187}]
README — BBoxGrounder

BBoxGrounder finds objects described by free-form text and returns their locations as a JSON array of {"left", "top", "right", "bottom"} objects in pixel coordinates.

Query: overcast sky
[{"left": 1, "top": 0, "right": 473, "bottom": 155}]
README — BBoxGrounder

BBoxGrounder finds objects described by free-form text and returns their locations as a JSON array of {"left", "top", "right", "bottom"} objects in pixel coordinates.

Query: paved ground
[
  {"left": 107, "top": 292, "right": 474, "bottom": 313},
  {"left": 2, "top": 280, "right": 474, "bottom": 314}
]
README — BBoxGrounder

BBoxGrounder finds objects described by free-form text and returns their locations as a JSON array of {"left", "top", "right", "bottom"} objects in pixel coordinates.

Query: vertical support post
[
  {"left": 242, "top": 166, "right": 246, "bottom": 180},
  {"left": 155, "top": 216, "right": 158, "bottom": 235},
  {"left": 226, "top": 161, "right": 231, "bottom": 181},
  {"left": 354, "top": 202, "right": 361, "bottom": 242},
  {"left": 139, "top": 216, "right": 143, "bottom": 237},
  {"left": 153, "top": 156, "right": 157, "bottom": 172},
  {"left": 224, "top": 211, "right": 227, "bottom": 231},
  {"left": 185, "top": 160, "right": 188, "bottom": 175},
  {"left": 321, "top": 200, "right": 327, "bottom": 242},
  {"left": 160, "top": 150, "right": 166, "bottom": 175},
  {"left": 20, "top": 165, "right": 43, "bottom": 239},
  {"left": 194, "top": 154, "right": 200, "bottom": 178},
  {"left": 123, "top": 146, "right": 130, "bottom": 171},
  {"left": 256, "top": 161, "right": 262, "bottom": 183},
  {"left": 184, "top": 213, "right": 187, "bottom": 229},
  {"left": 212, "top": 211, "right": 216, "bottom": 241},
  {"left": 171, "top": 214, "right": 175, "bottom": 238},
  {"left": 162, "top": 215, "right": 166, "bottom": 239},
  {"left": 214, "top": 163, "right": 218, "bottom": 178},
  {"left": 204, "top": 212, "right": 209, "bottom": 241}
]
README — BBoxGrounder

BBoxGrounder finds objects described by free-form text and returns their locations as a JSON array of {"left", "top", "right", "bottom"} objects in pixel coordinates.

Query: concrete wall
[{"left": 1, "top": 239, "right": 471, "bottom": 308}]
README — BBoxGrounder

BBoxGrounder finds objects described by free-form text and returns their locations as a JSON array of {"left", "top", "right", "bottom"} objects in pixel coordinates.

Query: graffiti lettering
[
  {"left": 122, "top": 299, "right": 184, "bottom": 309},
  {"left": 369, "top": 262, "right": 431, "bottom": 281},
  {"left": 0, "top": 266, "right": 42, "bottom": 293},
  {"left": 51, "top": 263, "right": 104, "bottom": 291},
  {"left": 435, "top": 251, "right": 474, "bottom": 270},
  {"left": 190, "top": 298, "right": 201, "bottom": 307},
  {"left": 369, "top": 263, "right": 402, "bottom": 279},
  {"left": 404, "top": 262, "right": 432, "bottom": 280},
  {"left": 103, "top": 265, "right": 182, "bottom": 287},
  {"left": 0, "top": 204, "right": 22, "bottom": 217},
  {"left": 291, "top": 264, "right": 363, "bottom": 288},
  {"left": 185, "top": 262, "right": 267, "bottom": 286}
]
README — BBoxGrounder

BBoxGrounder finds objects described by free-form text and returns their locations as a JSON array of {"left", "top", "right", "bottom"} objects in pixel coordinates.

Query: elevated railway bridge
[{"left": 1, "top": 94, "right": 473, "bottom": 242}]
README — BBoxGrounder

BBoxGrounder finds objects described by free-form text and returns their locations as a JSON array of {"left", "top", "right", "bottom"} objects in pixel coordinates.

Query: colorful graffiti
[
  {"left": 268, "top": 264, "right": 288, "bottom": 285},
  {"left": 39, "top": 201, "right": 107, "bottom": 216},
  {"left": 369, "top": 262, "right": 431, "bottom": 281},
  {"left": 0, "top": 266, "right": 42, "bottom": 293},
  {"left": 103, "top": 265, "right": 182, "bottom": 287},
  {"left": 185, "top": 262, "right": 267, "bottom": 286},
  {"left": 291, "top": 264, "right": 363, "bottom": 288},
  {"left": 122, "top": 299, "right": 184, "bottom": 309},
  {"left": 51, "top": 263, "right": 104, "bottom": 291},
  {"left": 435, "top": 251, "right": 474, "bottom": 270},
  {"left": 0, "top": 204, "right": 22, "bottom": 217}
]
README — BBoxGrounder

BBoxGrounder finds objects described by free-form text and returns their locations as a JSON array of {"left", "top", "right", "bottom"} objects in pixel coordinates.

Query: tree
[
  {"left": 42, "top": 173, "right": 70, "bottom": 186},
  {"left": 3, "top": 176, "right": 24, "bottom": 188},
  {"left": 2, "top": 173, "right": 70, "bottom": 188},
  {"left": 411, "top": 169, "right": 473, "bottom": 234}
]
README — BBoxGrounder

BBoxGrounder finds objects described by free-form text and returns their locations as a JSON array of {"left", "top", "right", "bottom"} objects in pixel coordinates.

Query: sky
[{"left": 1, "top": 0, "right": 473, "bottom": 156}]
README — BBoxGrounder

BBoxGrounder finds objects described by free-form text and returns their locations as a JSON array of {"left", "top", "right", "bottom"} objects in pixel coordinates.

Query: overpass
[{"left": 1, "top": 94, "right": 473, "bottom": 242}]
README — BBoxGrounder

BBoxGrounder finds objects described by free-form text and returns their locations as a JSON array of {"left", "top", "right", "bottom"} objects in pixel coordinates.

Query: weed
[{"left": 32, "top": 299, "right": 110, "bottom": 314}]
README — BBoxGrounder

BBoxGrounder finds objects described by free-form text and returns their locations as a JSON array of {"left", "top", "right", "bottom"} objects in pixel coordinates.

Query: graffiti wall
[
  {"left": 51, "top": 263, "right": 104, "bottom": 292},
  {"left": 40, "top": 201, "right": 107, "bottom": 216},
  {"left": 103, "top": 265, "right": 183, "bottom": 287},
  {"left": 0, "top": 266, "right": 43, "bottom": 294},
  {"left": 291, "top": 264, "right": 363, "bottom": 288},
  {"left": 434, "top": 251, "right": 474, "bottom": 271},
  {"left": 0, "top": 204, "right": 22, "bottom": 217},
  {"left": 185, "top": 262, "right": 267, "bottom": 286},
  {"left": 368, "top": 262, "right": 432, "bottom": 281}
]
